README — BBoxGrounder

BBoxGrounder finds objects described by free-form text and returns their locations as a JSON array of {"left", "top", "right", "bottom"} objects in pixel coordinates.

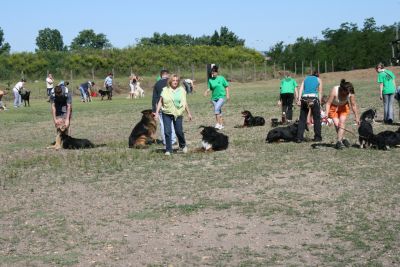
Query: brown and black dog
[
  {"left": 47, "top": 125, "right": 98, "bottom": 150},
  {"left": 128, "top": 109, "right": 157, "bottom": 148},
  {"left": 235, "top": 110, "right": 265, "bottom": 128}
]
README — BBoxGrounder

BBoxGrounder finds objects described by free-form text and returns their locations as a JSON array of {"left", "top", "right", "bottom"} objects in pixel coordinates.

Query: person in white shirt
[
  {"left": 46, "top": 73, "right": 54, "bottom": 102},
  {"left": 13, "top": 78, "right": 26, "bottom": 108}
]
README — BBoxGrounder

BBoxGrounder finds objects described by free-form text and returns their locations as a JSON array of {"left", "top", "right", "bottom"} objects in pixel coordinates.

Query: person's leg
[
  {"left": 162, "top": 113, "right": 173, "bottom": 153},
  {"left": 383, "top": 94, "right": 390, "bottom": 122},
  {"left": 312, "top": 100, "right": 322, "bottom": 140},
  {"left": 286, "top": 93, "right": 294, "bottom": 121},
  {"left": 296, "top": 103, "right": 308, "bottom": 141},
  {"left": 213, "top": 98, "right": 225, "bottom": 127},
  {"left": 281, "top": 93, "right": 288, "bottom": 117},
  {"left": 387, "top": 94, "right": 394, "bottom": 123},
  {"left": 13, "top": 90, "right": 19, "bottom": 107},
  {"left": 173, "top": 116, "right": 186, "bottom": 148}
]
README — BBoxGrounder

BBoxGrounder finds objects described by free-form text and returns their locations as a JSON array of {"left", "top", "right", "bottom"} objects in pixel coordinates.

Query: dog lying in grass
[
  {"left": 266, "top": 122, "right": 301, "bottom": 143},
  {"left": 236, "top": 110, "right": 265, "bottom": 127},
  {"left": 371, "top": 127, "right": 400, "bottom": 150},
  {"left": 197, "top": 126, "right": 229, "bottom": 152},
  {"left": 128, "top": 109, "right": 157, "bottom": 148},
  {"left": 358, "top": 109, "right": 376, "bottom": 148},
  {"left": 47, "top": 125, "right": 98, "bottom": 150}
]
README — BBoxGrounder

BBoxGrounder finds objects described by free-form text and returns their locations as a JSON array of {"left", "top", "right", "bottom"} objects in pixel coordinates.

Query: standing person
[
  {"left": 278, "top": 72, "right": 298, "bottom": 122},
  {"left": 129, "top": 75, "right": 137, "bottom": 99},
  {"left": 204, "top": 65, "right": 230, "bottom": 130},
  {"left": 325, "top": 79, "right": 360, "bottom": 149},
  {"left": 13, "top": 78, "right": 26, "bottom": 108},
  {"left": 183, "top": 78, "right": 195, "bottom": 94},
  {"left": 79, "top": 81, "right": 94, "bottom": 102},
  {"left": 152, "top": 69, "right": 176, "bottom": 145},
  {"left": 375, "top": 63, "right": 397, "bottom": 124},
  {"left": 104, "top": 72, "right": 113, "bottom": 100},
  {"left": 50, "top": 85, "right": 72, "bottom": 149},
  {"left": 296, "top": 71, "right": 323, "bottom": 142},
  {"left": 155, "top": 74, "right": 192, "bottom": 156},
  {"left": 46, "top": 73, "right": 54, "bottom": 102}
]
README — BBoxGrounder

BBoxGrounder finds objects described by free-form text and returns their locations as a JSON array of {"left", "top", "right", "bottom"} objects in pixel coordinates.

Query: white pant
[{"left": 13, "top": 89, "right": 21, "bottom": 107}]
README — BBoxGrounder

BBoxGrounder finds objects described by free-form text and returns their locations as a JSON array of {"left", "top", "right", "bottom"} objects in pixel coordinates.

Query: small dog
[
  {"left": 98, "top": 89, "right": 110, "bottom": 100},
  {"left": 239, "top": 110, "right": 265, "bottom": 127},
  {"left": 47, "top": 126, "right": 97, "bottom": 150},
  {"left": 19, "top": 90, "right": 31, "bottom": 107},
  {"left": 133, "top": 82, "right": 145, "bottom": 98},
  {"left": 198, "top": 126, "right": 229, "bottom": 151},
  {"left": 128, "top": 109, "right": 157, "bottom": 148},
  {"left": 266, "top": 122, "right": 300, "bottom": 143},
  {"left": 358, "top": 109, "right": 376, "bottom": 148}
]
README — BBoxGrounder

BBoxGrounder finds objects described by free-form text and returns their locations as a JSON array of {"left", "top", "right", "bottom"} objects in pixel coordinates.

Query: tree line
[{"left": 267, "top": 18, "right": 400, "bottom": 71}]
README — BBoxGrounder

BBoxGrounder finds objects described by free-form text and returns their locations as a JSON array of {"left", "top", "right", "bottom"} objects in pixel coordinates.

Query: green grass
[{"left": 1, "top": 71, "right": 400, "bottom": 266}]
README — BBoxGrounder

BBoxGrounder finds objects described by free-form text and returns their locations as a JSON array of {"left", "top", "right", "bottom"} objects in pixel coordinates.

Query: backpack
[{"left": 394, "top": 87, "right": 400, "bottom": 101}]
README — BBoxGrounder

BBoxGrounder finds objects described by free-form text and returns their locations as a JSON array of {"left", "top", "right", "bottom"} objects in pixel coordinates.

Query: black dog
[
  {"left": 60, "top": 133, "right": 96, "bottom": 149},
  {"left": 240, "top": 110, "right": 265, "bottom": 127},
  {"left": 98, "top": 89, "right": 110, "bottom": 100},
  {"left": 371, "top": 127, "right": 400, "bottom": 150},
  {"left": 19, "top": 90, "right": 30, "bottom": 106},
  {"left": 358, "top": 109, "right": 376, "bottom": 148},
  {"left": 198, "top": 126, "right": 229, "bottom": 151},
  {"left": 266, "top": 122, "right": 300, "bottom": 143}
]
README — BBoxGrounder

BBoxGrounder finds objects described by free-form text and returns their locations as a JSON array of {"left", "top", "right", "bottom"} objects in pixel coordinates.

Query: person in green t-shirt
[
  {"left": 278, "top": 72, "right": 298, "bottom": 122},
  {"left": 375, "top": 63, "right": 397, "bottom": 124},
  {"left": 204, "top": 65, "right": 230, "bottom": 130}
]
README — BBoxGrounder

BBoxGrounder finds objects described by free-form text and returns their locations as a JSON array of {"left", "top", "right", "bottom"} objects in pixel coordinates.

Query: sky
[{"left": 1, "top": 0, "right": 400, "bottom": 53}]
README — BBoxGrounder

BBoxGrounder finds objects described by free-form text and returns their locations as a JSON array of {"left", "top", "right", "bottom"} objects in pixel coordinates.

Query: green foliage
[
  {"left": 267, "top": 17, "right": 399, "bottom": 70},
  {"left": 35, "top": 28, "right": 65, "bottom": 52},
  {"left": 70, "top": 29, "right": 111, "bottom": 50},
  {"left": 137, "top": 26, "right": 244, "bottom": 47},
  {"left": 0, "top": 27, "right": 10, "bottom": 55}
]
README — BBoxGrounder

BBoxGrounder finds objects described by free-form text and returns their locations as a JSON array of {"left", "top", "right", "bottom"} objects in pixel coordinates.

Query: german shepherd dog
[
  {"left": 358, "top": 109, "right": 376, "bottom": 148},
  {"left": 266, "top": 122, "right": 301, "bottom": 143},
  {"left": 128, "top": 109, "right": 157, "bottom": 148},
  {"left": 19, "top": 90, "right": 31, "bottom": 107},
  {"left": 47, "top": 126, "right": 97, "bottom": 150},
  {"left": 240, "top": 110, "right": 265, "bottom": 127},
  {"left": 98, "top": 89, "right": 110, "bottom": 100},
  {"left": 197, "top": 126, "right": 229, "bottom": 151}
]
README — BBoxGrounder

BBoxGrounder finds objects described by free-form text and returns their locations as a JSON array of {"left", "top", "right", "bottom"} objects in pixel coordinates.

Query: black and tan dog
[
  {"left": 197, "top": 126, "right": 229, "bottom": 152},
  {"left": 47, "top": 126, "right": 97, "bottom": 150},
  {"left": 98, "top": 89, "right": 110, "bottom": 100},
  {"left": 358, "top": 109, "right": 376, "bottom": 148},
  {"left": 128, "top": 109, "right": 157, "bottom": 148},
  {"left": 266, "top": 122, "right": 301, "bottom": 143},
  {"left": 237, "top": 110, "right": 265, "bottom": 127},
  {"left": 371, "top": 127, "right": 400, "bottom": 150},
  {"left": 19, "top": 90, "right": 31, "bottom": 107}
]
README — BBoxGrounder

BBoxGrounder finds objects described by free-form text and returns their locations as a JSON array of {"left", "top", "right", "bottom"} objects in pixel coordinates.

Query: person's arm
[
  {"left": 296, "top": 81, "right": 304, "bottom": 105},
  {"left": 152, "top": 85, "right": 159, "bottom": 113},
  {"left": 318, "top": 78, "right": 323, "bottom": 103},
  {"left": 325, "top": 87, "right": 335, "bottom": 117},
  {"left": 185, "top": 103, "right": 192, "bottom": 121},
  {"left": 154, "top": 97, "right": 163, "bottom": 120},
  {"left": 379, "top": 83, "right": 383, "bottom": 100},
  {"left": 64, "top": 104, "right": 71, "bottom": 128},
  {"left": 349, "top": 95, "right": 360, "bottom": 125},
  {"left": 51, "top": 104, "right": 57, "bottom": 126},
  {"left": 225, "top": 86, "right": 230, "bottom": 101}
]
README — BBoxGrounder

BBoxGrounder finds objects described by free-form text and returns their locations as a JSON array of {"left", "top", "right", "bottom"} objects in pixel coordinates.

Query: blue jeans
[
  {"left": 212, "top": 98, "right": 225, "bottom": 114},
  {"left": 159, "top": 111, "right": 176, "bottom": 145},
  {"left": 162, "top": 113, "right": 186, "bottom": 153},
  {"left": 79, "top": 87, "right": 87, "bottom": 101},
  {"left": 383, "top": 94, "right": 394, "bottom": 122}
]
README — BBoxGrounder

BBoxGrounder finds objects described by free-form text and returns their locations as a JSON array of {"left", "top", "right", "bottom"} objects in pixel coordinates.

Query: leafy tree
[
  {"left": 218, "top": 26, "right": 245, "bottom": 47},
  {"left": 35, "top": 28, "right": 65, "bottom": 51},
  {"left": 70, "top": 29, "right": 112, "bottom": 50},
  {"left": 0, "top": 27, "right": 10, "bottom": 55}
]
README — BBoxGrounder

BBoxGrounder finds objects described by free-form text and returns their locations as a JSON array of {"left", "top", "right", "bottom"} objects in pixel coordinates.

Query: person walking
[
  {"left": 375, "top": 63, "right": 397, "bottom": 124},
  {"left": 152, "top": 69, "right": 177, "bottom": 145},
  {"left": 13, "top": 78, "right": 26, "bottom": 108},
  {"left": 296, "top": 71, "right": 323, "bottom": 142},
  {"left": 204, "top": 65, "right": 230, "bottom": 130},
  {"left": 325, "top": 79, "right": 360, "bottom": 149},
  {"left": 155, "top": 74, "right": 192, "bottom": 156},
  {"left": 278, "top": 72, "right": 298, "bottom": 122}
]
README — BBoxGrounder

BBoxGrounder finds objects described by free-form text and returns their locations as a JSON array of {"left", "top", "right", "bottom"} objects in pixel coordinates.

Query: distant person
[
  {"left": 13, "top": 78, "right": 26, "bottom": 108},
  {"left": 204, "top": 65, "right": 230, "bottom": 130},
  {"left": 79, "top": 81, "right": 95, "bottom": 102},
  {"left": 183, "top": 78, "right": 195, "bottom": 94},
  {"left": 375, "top": 63, "right": 397, "bottom": 124},
  {"left": 50, "top": 85, "right": 72, "bottom": 149},
  {"left": 104, "top": 72, "right": 113, "bottom": 100},
  {"left": 0, "top": 90, "right": 8, "bottom": 111},
  {"left": 129, "top": 75, "right": 137, "bottom": 99},
  {"left": 325, "top": 79, "right": 360, "bottom": 149},
  {"left": 46, "top": 73, "right": 54, "bottom": 102},
  {"left": 296, "top": 71, "right": 323, "bottom": 142},
  {"left": 152, "top": 69, "right": 176, "bottom": 145},
  {"left": 278, "top": 72, "right": 298, "bottom": 122},
  {"left": 155, "top": 74, "right": 192, "bottom": 155}
]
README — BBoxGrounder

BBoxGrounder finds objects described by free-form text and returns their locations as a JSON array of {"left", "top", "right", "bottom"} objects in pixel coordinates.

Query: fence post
[
  {"left": 310, "top": 61, "right": 313, "bottom": 74},
  {"left": 324, "top": 61, "right": 327, "bottom": 73},
  {"left": 294, "top": 62, "right": 297, "bottom": 76},
  {"left": 191, "top": 64, "right": 195, "bottom": 80},
  {"left": 70, "top": 70, "right": 74, "bottom": 95},
  {"left": 317, "top": 60, "right": 320, "bottom": 73},
  {"left": 112, "top": 68, "right": 115, "bottom": 79},
  {"left": 242, "top": 63, "right": 245, "bottom": 82},
  {"left": 264, "top": 61, "right": 267, "bottom": 80},
  {"left": 273, "top": 62, "right": 276, "bottom": 78},
  {"left": 92, "top": 68, "right": 95, "bottom": 81},
  {"left": 331, "top": 60, "right": 334, "bottom": 72},
  {"left": 283, "top": 63, "right": 286, "bottom": 73},
  {"left": 301, "top": 61, "right": 304, "bottom": 77}
]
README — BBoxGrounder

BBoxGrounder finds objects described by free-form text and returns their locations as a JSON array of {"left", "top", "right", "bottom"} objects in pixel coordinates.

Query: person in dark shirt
[{"left": 50, "top": 85, "right": 72, "bottom": 149}]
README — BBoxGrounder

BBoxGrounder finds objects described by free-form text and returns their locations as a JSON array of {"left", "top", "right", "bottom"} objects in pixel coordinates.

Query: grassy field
[{"left": 1, "top": 68, "right": 400, "bottom": 266}]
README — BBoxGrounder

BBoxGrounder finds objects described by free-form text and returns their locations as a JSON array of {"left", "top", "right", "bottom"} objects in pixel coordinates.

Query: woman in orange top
[{"left": 325, "top": 79, "right": 360, "bottom": 149}]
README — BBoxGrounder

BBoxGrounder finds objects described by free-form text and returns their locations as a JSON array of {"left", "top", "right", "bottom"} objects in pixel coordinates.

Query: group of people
[{"left": 278, "top": 63, "right": 397, "bottom": 149}]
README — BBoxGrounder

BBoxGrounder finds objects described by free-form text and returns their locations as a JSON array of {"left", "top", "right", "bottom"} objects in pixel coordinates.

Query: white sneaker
[
  {"left": 182, "top": 146, "right": 188, "bottom": 153},
  {"left": 165, "top": 151, "right": 171, "bottom": 156},
  {"left": 215, "top": 124, "right": 221, "bottom": 129}
]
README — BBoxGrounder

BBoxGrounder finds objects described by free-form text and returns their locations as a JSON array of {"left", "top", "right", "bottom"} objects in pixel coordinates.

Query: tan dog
[{"left": 47, "top": 119, "right": 68, "bottom": 150}]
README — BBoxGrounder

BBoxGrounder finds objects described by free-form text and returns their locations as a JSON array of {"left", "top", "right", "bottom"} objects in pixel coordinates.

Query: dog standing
[
  {"left": 98, "top": 89, "right": 110, "bottom": 100},
  {"left": 128, "top": 109, "right": 157, "bottom": 148},
  {"left": 239, "top": 110, "right": 265, "bottom": 127},
  {"left": 198, "top": 126, "right": 229, "bottom": 151},
  {"left": 19, "top": 90, "right": 31, "bottom": 107}
]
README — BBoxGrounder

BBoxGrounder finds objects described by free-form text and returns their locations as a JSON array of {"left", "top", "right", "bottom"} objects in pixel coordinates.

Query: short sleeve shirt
[
  {"left": 377, "top": 70, "right": 396, "bottom": 95},
  {"left": 280, "top": 77, "right": 297, "bottom": 94},
  {"left": 208, "top": 76, "right": 229, "bottom": 100}
]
